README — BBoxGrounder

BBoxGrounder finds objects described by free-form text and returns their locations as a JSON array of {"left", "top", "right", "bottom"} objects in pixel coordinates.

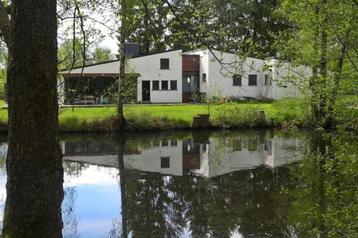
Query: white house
[{"left": 59, "top": 48, "right": 310, "bottom": 104}]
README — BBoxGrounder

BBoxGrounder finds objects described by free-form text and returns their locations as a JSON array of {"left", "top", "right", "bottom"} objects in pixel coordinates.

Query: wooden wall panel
[{"left": 182, "top": 55, "right": 200, "bottom": 72}]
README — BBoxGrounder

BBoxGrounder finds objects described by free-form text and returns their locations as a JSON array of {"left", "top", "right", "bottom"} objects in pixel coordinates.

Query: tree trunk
[
  {"left": 118, "top": 135, "right": 128, "bottom": 237},
  {"left": 318, "top": 0, "right": 328, "bottom": 128},
  {"left": 2, "top": 0, "right": 63, "bottom": 237},
  {"left": 117, "top": 0, "right": 127, "bottom": 130}
]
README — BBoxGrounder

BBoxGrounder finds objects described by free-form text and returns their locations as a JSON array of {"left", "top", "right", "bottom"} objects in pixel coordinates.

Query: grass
[{"left": 0, "top": 98, "right": 312, "bottom": 132}]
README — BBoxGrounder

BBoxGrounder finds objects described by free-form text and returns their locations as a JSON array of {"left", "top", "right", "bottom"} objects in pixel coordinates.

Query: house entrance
[
  {"left": 142, "top": 81, "right": 151, "bottom": 102},
  {"left": 182, "top": 73, "right": 199, "bottom": 103}
]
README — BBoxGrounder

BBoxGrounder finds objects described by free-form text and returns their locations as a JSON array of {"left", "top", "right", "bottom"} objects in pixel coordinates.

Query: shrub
[{"left": 211, "top": 105, "right": 267, "bottom": 128}]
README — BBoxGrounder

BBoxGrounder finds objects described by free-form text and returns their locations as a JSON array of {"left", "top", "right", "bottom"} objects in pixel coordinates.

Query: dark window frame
[
  {"left": 202, "top": 73, "right": 207, "bottom": 82},
  {"left": 248, "top": 75, "right": 257, "bottom": 86},
  {"left": 171, "top": 140, "right": 178, "bottom": 146},
  {"left": 233, "top": 74, "right": 242, "bottom": 86},
  {"left": 161, "top": 80, "right": 169, "bottom": 90},
  {"left": 170, "top": 80, "right": 177, "bottom": 90},
  {"left": 160, "top": 58, "right": 170, "bottom": 69},
  {"left": 152, "top": 80, "right": 159, "bottom": 90},
  {"left": 161, "top": 140, "right": 169, "bottom": 147},
  {"left": 160, "top": 157, "right": 170, "bottom": 168}
]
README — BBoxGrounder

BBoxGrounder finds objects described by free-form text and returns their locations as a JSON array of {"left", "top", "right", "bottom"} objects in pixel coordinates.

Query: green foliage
[
  {"left": 104, "top": 73, "right": 138, "bottom": 104},
  {"left": 287, "top": 132, "right": 358, "bottom": 237},
  {"left": 211, "top": 105, "right": 268, "bottom": 128},
  {"left": 58, "top": 39, "right": 113, "bottom": 70},
  {"left": 276, "top": 0, "right": 358, "bottom": 128},
  {"left": 0, "top": 68, "right": 5, "bottom": 99}
]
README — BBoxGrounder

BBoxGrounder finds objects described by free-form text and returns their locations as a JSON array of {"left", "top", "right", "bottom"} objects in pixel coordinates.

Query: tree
[
  {"left": 1, "top": 0, "right": 63, "bottom": 236},
  {"left": 58, "top": 39, "right": 112, "bottom": 70},
  {"left": 277, "top": 0, "right": 358, "bottom": 128}
]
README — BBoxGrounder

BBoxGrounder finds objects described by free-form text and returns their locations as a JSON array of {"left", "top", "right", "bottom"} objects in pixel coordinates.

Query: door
[
  {"left": 182, "top": 73, "right": 199, "bottom": 103},
  {"left": 142, "top": 81, "right": 150, "bottom": 102}
]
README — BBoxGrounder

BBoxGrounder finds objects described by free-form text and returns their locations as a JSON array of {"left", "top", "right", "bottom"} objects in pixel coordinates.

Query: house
[{"left": 59, "top": 48, "right": 310, "bottom": 104}]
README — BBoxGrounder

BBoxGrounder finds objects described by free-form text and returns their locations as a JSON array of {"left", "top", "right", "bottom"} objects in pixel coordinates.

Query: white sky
[{"left": 58, "top": 5, "right": 120, "bottom": 55}]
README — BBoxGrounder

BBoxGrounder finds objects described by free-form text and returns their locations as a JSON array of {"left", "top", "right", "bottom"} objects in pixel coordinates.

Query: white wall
[
  {"left": 186, "top": 49, "right": 309, "bottom": 100},
  {"left": 208, "top": 50, "right": 269, "bottom": 99},
  {"left": 128, "top": 50, "right": 183, "bottom": 103},
  {"left": 265, "top": 58, "right": 312, "bottom": 99}
]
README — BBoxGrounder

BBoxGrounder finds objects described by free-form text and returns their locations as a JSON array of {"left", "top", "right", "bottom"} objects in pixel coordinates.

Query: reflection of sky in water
[
  {"left": 0, "top": 161, "right": 242, "bottom": 238},
  {"left": 0, "top": 160, "right": 123, "bottom": 237},
  {"left": 63, "top": 165, "right": 121, "bottom": 238}
]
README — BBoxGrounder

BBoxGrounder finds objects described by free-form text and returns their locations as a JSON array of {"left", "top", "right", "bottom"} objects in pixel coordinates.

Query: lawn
[
  {"left": 0, "top": 99, "right": 312, "bottom": 131},
  {"left": 58, "top": 102, "right": 276, "bottom": 123}
]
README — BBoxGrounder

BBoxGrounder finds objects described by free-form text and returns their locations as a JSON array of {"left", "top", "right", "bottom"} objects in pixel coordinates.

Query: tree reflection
[
  {"left": 286, "top": 132, "right": 358, "bottom": 238},
  {"left": 2, "top": 150, "right": 64, "bottom": 237},
  {"left": 118, "top": 131, "right": 357, "bottom": 238}
]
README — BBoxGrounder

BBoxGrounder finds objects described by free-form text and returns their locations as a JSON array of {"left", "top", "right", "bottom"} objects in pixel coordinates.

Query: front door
[
  {"left": 142, "top": 81, "right": 150, "bottom": 102},
  {"left": 182, "top": 73, "right": 199, "bottom": 103}
]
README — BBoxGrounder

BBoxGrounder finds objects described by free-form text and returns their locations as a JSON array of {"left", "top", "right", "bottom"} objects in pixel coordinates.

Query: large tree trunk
[{"left": 2, "top": 0, "right": 63, "bottom": 237}]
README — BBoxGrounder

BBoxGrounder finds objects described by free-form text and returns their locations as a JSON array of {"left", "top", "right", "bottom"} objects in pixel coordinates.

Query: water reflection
[
  {"left": 0, "top": 130, "right": 356, "bottom": 237},
  {"left": 61, "top": 130, "right": 305, "bottom": 177}
]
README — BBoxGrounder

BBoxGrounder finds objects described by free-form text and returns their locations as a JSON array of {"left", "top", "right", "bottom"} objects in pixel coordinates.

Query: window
[
  {"left": 171, "top": 140, "right": 178, "bottom": 146},
  {"left": 161, "top": 140, "right": 168, "bottom": 147},
  {"left": 161, "top": 157, "right": 170, "bottom": 168},
  {"left": 170, "top": 80, "right": 177, "bottom": 90},
  {"left": 160, "top": 58, "right": 169, "bottom": 69},
  {"left": 248, "top": 75, "right": 257, "bottom": 86},
  {"left": 202, "top": 73, "right": 207, "bottom": 82},
  {"left": 161, "top": 80, "right": 168, "bottom": 90},
  {"left": 233, "top": 74, "right": 242, "bottom": 86},
  {"left": 152, "top": 80, "right": 159, "bottom": 90}
]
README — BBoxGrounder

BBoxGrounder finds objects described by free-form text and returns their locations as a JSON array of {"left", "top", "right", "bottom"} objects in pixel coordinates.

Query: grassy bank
[
  {"left": 2, "top": 97, "right": 356, "bottom": 132},
  {"left": 0, "top": 98, "right": 312, "bottom": 132}
]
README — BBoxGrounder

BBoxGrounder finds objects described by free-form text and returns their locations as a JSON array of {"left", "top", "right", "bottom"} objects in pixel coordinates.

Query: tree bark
[
  {"left": 2, "top": 0, "right": 63, "bottom": 237},
  {"left": 117, "top": 0, "right": 127, "bottom": 130}
]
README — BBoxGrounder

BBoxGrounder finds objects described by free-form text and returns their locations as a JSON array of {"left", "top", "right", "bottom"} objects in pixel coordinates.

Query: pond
[{"left": 0, "top": 129, "right": 357, "bottom": 237}]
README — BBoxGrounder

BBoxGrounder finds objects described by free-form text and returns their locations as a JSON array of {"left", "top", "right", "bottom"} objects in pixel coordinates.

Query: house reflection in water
[{"left": 61, "top": 131, "right": 305, "bottom": 177}]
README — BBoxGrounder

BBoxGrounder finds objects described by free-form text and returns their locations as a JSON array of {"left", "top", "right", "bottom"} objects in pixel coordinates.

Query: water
[{"left": 0, "top": 130, "right": 357, "bottom": 237}]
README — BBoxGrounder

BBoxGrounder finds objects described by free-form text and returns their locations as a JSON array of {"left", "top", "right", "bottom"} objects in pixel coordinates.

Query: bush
[{"left": 211, "top": 105, "right": 267, "bottom": 128}]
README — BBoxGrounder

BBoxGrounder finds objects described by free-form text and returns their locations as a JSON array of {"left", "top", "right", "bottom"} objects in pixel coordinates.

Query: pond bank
[
  {"left": 0, "top": 112, "right": 304, "bottom": 134},
  {"left": 0, "top": 98, "right": 356, "bottom": 133}
]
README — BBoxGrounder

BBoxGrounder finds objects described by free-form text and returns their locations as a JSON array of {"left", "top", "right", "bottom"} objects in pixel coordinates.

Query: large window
[
  {"left": 152, "top": 80, "right": 159, "bottom": 90},
  {"left": 161, "top": 80, "right": 168, "bottom": 90},
  {"left": 170, "top": 80, "right": 177, "bottom": 90},
  {"left": 160, "top": 58, "right": 169, "bottom": 69},
  {"left": 248, "top": 75, "right": 257, "bottom": 86},
  {"left": 233, "top": 74, "right": 242, "bottom": 86}
]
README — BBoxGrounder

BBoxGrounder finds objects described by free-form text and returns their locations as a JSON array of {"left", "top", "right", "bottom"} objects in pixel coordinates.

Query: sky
[{"left": 58, "top": 4, "right": 120, "bottom": 56}]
